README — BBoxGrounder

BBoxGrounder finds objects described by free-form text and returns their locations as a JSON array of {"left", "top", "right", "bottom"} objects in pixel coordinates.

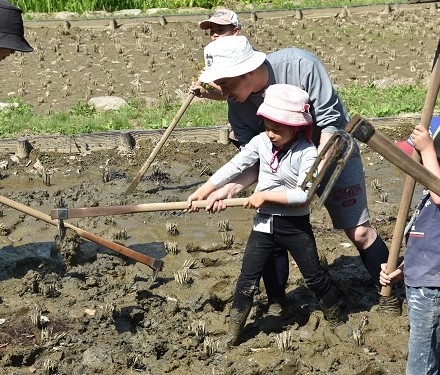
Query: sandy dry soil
[{"left": 0, "top": 3, "right": 439, "bottom": 375}]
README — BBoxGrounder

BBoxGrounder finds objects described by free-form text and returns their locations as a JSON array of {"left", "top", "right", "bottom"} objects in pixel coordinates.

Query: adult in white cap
[
  {"left": 380, "top": 122, "right": 440, "bottom": 375},
  {"left": 188, "top": 84, "right": 342, "bottom": 345},
  {"left": 189, "top": 35, "right": 400, "bottom": 315},
  {"left": 0, "top": 0, "right": 33, "bottom": 61}
]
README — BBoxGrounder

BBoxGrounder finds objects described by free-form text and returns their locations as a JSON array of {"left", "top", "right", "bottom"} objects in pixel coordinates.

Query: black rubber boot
[
  {"left": 318, "top": 285, "right": 344, "bottom": 326},
  {"left": 226, "top": 305, "right": 252, "bottom": 347}
]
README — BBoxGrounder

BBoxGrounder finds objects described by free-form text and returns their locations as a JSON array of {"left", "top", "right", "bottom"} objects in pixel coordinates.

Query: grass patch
[
  {"left": 1, "top": 85, "right": 438, "bottom": 139},
  {"left": 16, "top": 0, "right": 408, "bottom": 14},
  {"left": 339, "top": 84, "right": 439, "bottom": 118}
]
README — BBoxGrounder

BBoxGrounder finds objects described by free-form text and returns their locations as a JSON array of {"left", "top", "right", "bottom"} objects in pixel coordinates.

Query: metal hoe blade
[{"left": 301, "top": 130, "right": 355, "bottom": 208}]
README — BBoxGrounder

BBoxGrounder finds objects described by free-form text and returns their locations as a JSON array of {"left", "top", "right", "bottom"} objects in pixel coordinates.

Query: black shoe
[{"left": 321, "top": 303, "right": 344, "bottom": 327}]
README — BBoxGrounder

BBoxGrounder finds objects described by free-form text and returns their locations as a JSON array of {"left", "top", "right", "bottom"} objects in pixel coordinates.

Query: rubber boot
[
  {"left": 318, "top": 285, "right": 343, "bottom": 326},
  {"left": 226, "top": 306, "right": 251, "bottom": 347},
  {"left": 378, "top": 291, "right": 401, "bottom": 317}
]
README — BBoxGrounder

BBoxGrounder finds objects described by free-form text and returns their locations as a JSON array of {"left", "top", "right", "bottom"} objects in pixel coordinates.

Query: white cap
[{"left": 199, "top": 36, "right": 266, "bottom": 83}]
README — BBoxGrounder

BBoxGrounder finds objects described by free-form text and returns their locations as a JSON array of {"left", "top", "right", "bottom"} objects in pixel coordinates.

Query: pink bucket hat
[
  {"left": 200, "top": 36, "right": 266, "bottom": 83},
  {"left": 395, "top": 116, "right": 440, "bottom": 157},
  {"left": 199, "top": 9, "right": 241, "bottom": 30},
  {"left": 257, "top": 84, "right": 313, "bottom": 127}
]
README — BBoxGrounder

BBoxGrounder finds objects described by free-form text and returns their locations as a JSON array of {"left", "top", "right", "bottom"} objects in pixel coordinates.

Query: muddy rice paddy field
[{"left": 0, "top": 3, "right": 439, "bottom": 375}]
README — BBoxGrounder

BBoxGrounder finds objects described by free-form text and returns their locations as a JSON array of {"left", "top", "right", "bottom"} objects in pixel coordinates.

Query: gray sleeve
[
  {"left": 209, "top": 137, "right": 260, "bottom": 188},
  {"left": 270, "top": 49, "right": 349, "bottom": 132},
  {"left": 299, "top": 55, "right": 349, "bottom": 132}
]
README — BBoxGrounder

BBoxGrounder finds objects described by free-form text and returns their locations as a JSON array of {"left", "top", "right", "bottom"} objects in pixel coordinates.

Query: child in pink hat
[{"left": 187, "top": 84, "right": 342, "bottom": 346}]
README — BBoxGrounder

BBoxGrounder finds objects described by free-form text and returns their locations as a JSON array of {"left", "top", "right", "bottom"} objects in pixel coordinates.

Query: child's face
[
  {"left": 264, "top": 119, "right": 301, "bottom": 148},
  {"left": 0, "top": 48, "right": 15, "bottom": 61},
  {"left": 209, "top": 24, "right": 239, "bottom": 41}
]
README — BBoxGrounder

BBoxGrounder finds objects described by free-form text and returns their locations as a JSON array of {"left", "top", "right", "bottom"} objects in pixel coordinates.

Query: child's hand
[
  {"left": 205, "top": 187, "right": 231, "bottom": 212},
  {"left": 244, "top": 192, "right": 265, "bottom": 209},
  {"left": 411, "top": 124, "right": 433, "bottom": 153},
  {"left": 186, "top": 191, "right": 206, "bottom": 212},
  {"left": 379, "top": 262, "right": 404, "bottom": 286}
]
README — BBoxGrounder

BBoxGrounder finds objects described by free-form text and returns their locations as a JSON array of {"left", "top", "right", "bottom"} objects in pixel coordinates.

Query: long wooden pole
[
  {"left": 50, "top": 198, "right": 248, "bottom": 220},
  {"left": 381, "top": 39, "right": 440, "bottom": 297},
  {"left": 0, "top": 195, "right": 163, "bottom": 271},
  {"left": 346, "top": 116, "right": 440, "bottom": 197},
  {"left": 124, "top": 82, "right": 201, "bottom": 197}
]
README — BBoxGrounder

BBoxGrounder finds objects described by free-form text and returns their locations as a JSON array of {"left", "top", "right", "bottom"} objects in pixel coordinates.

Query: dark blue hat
[{"left": 0, "top": 0, "right": 33, "bottom": 52}]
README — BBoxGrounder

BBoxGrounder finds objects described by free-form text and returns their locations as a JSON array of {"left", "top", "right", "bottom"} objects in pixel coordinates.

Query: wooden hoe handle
[{"left": 0, "top": 195, "right": 163, "bottom": 272}]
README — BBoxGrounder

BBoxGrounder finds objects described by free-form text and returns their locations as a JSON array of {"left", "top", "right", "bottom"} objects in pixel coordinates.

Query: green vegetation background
[
  {"left": 2, "top": 0, "right": 439, "bottom": 138},
  {"left": 14, "top": 0, "right": 409, "bottom": 14}
]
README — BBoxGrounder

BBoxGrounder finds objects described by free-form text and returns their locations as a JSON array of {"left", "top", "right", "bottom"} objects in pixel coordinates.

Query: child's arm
[
  {"left": 244, "top": 145, "right": 316, "bottom": 209},
  {"left": 244, "top": 189, "right": 307, "bottom": 209},
  {"left": 411, "top": 124, "right": 440, "bottom": 205},
  {"left": 187, "top": 140, "right": 260, "bottom": 211}
]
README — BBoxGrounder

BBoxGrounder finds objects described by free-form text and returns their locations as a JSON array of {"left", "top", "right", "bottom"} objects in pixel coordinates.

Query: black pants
[{"left": 232, "top": 215, "right": 331, "bottom": 312}]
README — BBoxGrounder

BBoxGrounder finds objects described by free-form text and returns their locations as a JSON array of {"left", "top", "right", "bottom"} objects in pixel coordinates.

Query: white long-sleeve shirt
[{"left": 209, "top": 133, "right": 317, "bottom": 216}]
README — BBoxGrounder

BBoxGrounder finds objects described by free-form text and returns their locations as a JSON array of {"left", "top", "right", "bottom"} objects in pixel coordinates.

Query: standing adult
[
  {"left": 190, "top": 35, "right": 399, "bottom": 313},
  {"left": 0, "top": 0, "right": 33, "bottom": 61}
]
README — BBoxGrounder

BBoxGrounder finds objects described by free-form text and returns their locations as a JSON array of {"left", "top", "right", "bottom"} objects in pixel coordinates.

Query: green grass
[
  {"left": 1, "top": 85, "right": 439, "bottom": 139},
  {"left": 15, "top": 0, "right": 408, "bottom": 14},
  {"left": 4, "top": 0, "right": 437, "bottom": 139},
  {"left": 339, "top": 84, "right": 439, "bottom": 118}
]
